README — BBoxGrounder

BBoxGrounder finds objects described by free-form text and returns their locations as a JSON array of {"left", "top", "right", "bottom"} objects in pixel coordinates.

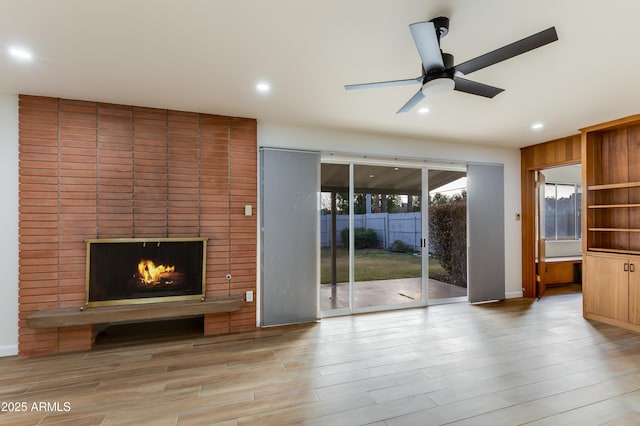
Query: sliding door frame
[{"left": 320, "top": 154, "right": 467, "bottom": 317}]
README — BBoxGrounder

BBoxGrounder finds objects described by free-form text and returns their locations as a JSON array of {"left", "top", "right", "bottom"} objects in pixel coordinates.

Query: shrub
[
  {"left": 389, "top": 240, "right": 412, "bottom": 253},
  {"left": 341, "top": 227, "right": 378, "bottom": 249},
  {"left": 429, "top": 195, "right": 467, "bottom": 286}
]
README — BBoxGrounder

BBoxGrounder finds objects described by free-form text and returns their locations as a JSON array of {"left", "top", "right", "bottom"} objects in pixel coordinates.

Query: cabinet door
[
  {"left": 629, "top": 260, "right": 640, "bottom": 325},
  {"left": 545, "top": 262, "right": 576, "bottom": 285},
  {"left": 584, "top": 254, "right": 628, "bottom": 322}
]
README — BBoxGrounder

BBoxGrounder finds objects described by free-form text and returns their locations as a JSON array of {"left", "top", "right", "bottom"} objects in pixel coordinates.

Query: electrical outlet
[{"left": 245, "top": 291, "right": 254, "bottom": 302}]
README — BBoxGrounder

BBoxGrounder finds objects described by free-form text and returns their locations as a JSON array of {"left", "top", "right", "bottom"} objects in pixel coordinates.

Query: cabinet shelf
[
  {"left": 588, "top": 181, "right": 640, "bottom": 190},
  {"left": 588, "top": 228, "right": 640, "bottom": 233},
  {"left": 588, "top": 248, "right": 640, "bottom": 255},
  {"left": 588, "top": 204, "right": 640, "bottom": 209}
]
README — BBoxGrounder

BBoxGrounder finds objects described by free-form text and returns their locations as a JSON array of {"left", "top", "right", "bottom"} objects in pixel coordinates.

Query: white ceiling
[{"left": 2, "top": 0, "right": 639, "bottom": 148}]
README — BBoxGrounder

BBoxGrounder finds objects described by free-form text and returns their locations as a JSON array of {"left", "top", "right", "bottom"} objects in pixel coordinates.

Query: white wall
[
  {"left": 258, "top": 122, "right": 523, "bottom": 298},
  {"left": 0, "top": 94, "right": 19, "bottom": 356}
]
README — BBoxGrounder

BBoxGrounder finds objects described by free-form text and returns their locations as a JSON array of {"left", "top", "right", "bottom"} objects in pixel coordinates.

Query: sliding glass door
[
  {"left": 351, "top": 164, "right": 425, "bottom": 311},
  {"left": 320, "top": 160, "right": 471, "bottom": 316},
  {"left": 320, "top": 164, "right": 350, "bottom": 313},
  {"left": 427, "top": 169, "right": 468, "bottom": 304},
  {"left": 261, "top": 150, "right": 497, "bottom": 321}
]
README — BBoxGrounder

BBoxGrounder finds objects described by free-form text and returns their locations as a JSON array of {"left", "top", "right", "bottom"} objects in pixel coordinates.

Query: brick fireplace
[{"left": 18, "top": 95, "right": 257, "bottom": 356}]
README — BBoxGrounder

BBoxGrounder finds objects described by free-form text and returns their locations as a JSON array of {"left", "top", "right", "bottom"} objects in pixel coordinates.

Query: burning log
[{"left": 137, "top": 259, "right": 177, "bottom": 285}]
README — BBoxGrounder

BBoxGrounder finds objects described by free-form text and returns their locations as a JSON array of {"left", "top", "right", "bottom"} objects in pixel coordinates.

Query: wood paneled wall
[
  {"left": 18, "top": 95, "right": 257, "bottom": 356},
  {"left": 520, "top": 134, "right": 581, "bottom": 297}
]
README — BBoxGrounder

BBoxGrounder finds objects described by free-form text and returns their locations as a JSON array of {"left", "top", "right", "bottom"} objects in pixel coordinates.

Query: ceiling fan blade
[
  {"left": 410, "top": 21, "right": 444, "bottom": 71},
  {"left": 396, "top": 89, "right": 425, "bottom": 113},
  {"left": 454, "top": 27, "right": 558, "bottom": 75},
  {"left": 345, "top": 76, "right": 422, "bottom": 90},
  {"left": 453, "top": 77, "right": 504, "bottom": 98}
]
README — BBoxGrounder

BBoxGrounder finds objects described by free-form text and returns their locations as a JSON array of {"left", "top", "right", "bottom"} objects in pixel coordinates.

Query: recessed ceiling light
[
  {"left": 531, "top": 122, "right": 544, "bottom": 130},
  {"left": 369, "top": 174, "right": 374, "bottom": 178},
  {"left": 256, "top": 82, "right": 271, "bottom": 93},
  {"left": 418, "top": 107, "right": 430, "bottom": 114},
  {"left": 8, "top": 47, "right": 33, "bottom": 61}
]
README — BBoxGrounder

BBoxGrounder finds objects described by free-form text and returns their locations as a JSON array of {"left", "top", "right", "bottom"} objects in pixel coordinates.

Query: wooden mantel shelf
[{"left": 27, "top": 296, "right": 244, "bottom": 329}]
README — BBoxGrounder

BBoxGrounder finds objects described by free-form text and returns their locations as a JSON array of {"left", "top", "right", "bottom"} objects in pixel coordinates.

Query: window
[{"left": 544, "top": 183, "right": 582, "bottom": 240}]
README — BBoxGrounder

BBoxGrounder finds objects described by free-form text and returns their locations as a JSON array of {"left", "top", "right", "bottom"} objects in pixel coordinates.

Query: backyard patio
[{"left": 320, "top": 277, "right": 467, "bottom": 310}]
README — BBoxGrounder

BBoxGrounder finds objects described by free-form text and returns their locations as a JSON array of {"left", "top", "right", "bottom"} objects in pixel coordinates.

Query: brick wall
[{"left": 18, "top": 95, "right": 257, "bottom": 356}]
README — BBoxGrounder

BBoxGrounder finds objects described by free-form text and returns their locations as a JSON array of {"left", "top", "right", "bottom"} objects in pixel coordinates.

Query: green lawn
[{"left": 320, "top": 248, "right": 446, "bottom": 284}]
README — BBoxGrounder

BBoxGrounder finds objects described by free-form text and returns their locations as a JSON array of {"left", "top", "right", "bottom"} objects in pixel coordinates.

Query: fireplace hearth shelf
[{"left": 26, "top": 296, "right": 244, "bottom": 329}]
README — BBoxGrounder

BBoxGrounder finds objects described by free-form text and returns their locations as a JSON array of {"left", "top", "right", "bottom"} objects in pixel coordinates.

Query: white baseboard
[
  {"left": 506, "top": 290, "right": 523, "bottom": 299},
  {"left": 0, "top": 345, "right": 18, "bottom": 357}
]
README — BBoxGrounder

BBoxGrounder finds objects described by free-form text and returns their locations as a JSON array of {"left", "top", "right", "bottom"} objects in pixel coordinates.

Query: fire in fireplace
[
  {"left": 137, "top": 259, "right": 178, "bottom": 285},
  {"left": 85, "top": 238, "right": 207, "bottom": 307}
]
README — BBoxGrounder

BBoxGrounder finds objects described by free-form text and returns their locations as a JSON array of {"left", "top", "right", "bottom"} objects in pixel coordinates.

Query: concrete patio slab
[{"left": 321, "top": 277, "right": 467, "bottom": 311}]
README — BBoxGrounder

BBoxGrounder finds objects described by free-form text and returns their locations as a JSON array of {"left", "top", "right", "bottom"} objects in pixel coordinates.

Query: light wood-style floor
[{"left": 2, "top": 285, "right": 640, "bottom": 425}]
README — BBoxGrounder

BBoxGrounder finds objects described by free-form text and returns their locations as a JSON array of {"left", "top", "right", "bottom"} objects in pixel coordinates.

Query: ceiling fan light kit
[
  {"left": 345, "top": 16, "right": 558, "bottom": 113},
  {"left": 422, "top": 77, "right": 455, "bottom": 96}
]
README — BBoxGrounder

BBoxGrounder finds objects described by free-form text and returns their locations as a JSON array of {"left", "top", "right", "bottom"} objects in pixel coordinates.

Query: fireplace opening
[{"left": 86, "top": 238, "right": 207, "bottom": 307}]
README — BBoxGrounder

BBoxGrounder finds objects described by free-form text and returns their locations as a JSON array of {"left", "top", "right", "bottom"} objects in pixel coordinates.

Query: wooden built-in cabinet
[
  {"left": 583, "top": 115, "right": 640, "bottom": 331},
  {"left": 583, "top": 253, "right": 633, "bottom": 322}
]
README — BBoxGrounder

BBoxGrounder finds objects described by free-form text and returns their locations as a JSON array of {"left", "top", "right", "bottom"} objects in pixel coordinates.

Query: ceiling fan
[{"left": 345, "top": 17, "right": 558, "bottom": 113}]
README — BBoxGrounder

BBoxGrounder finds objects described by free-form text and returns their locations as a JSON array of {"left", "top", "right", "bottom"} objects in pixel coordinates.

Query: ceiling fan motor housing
[
  {"left": 441, "top": 53, "right": 454, "bottom": 70},
  {"left": 422, "top": 52, "right": 453, "bottom": 78}
]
